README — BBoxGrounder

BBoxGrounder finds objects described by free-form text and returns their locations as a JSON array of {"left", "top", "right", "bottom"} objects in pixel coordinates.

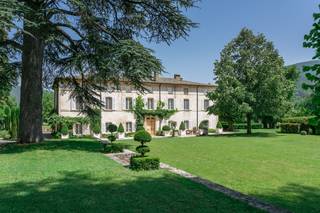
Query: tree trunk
[
  {"left": 18, "top": 11, "right": 44, "bottom": 143},
  {"left": 246, "top": 113, "right": 252, "bottom": 134}
]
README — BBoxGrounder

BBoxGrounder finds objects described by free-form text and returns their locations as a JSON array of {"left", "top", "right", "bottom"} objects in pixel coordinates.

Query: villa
[{"left": 53, "top": 74, "right": 218, "bottom": 136}]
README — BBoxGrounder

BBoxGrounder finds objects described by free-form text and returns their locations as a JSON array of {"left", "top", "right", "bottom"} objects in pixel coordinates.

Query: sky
[{"left": 142, "top": 0, "right": 319, "bottom": 84}]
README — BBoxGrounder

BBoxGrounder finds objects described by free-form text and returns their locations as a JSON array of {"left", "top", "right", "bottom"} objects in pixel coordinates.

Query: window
[
  {"left": 183, "top": 88, "right": 189, "bottom": 95},
  {"left": 75, "top": 123, "right": 82, "bottom": 135},
  {"left": 105, "top": 97, "right": 112, "bottom": 110},
  {"left": 183, "top": 99, "right": 190, "bottom": 110},
  {"left": 184, "top": 120, "right": 189, "bottom": 130},
  {"left": 75, "top": 97, "right": 82, "bottom": 111},
  {"left": 168, "top": 87, "right": 174, "bottom": 94},
  {"left": 168, "top": 99, "right": 174, "bottom": 110},
  {"left": 105, "top": 122, "right": 112, "bottom": 132},
  {"left": 126, "top": 97, "right": 133, "bottom": 110},
  {"left": 204, "top": 99, "right": 210, "bottom": 111},
  {"left": 126, "top": 122, "right": 133, "bottom": 132},
  {"left": 147, "top": 98, "right": 154, "bottom": 109}
]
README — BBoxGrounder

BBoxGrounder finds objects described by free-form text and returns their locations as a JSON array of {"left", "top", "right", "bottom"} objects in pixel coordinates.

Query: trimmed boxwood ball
[
  {"left": 118, "top": 123, "right": 124, "bottom": 133},
  {"left": 162, "top": 125, "right": 171, "bottom": 131},
  {"left": 136, "top": 123, "right": 145, "bottom": 131},
  {"left": 108, "top": 123, "right": 118, "bottom": 133},
  {"left": 134, "top": 130, "right": 152, "bottom": 145},
  {"left": 130, "top": 156, "right": 160, "bottom": 171},
  {"left": 136, "top": 145, "right": 150, "bottom": 156},
  {"left": 61, "top": 125, "right": 69, "bottom": 135},
  {"left": 108, "top": 134, "right": 117, "bottom": 143}
]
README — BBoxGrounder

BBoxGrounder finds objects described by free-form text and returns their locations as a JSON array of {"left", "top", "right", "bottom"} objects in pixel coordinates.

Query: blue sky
[{"left": 143, "top": 0, "right": 319, "bottom": 84}]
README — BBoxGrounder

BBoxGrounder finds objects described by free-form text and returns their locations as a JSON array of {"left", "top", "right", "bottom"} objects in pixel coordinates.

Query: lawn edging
[{"left": 105, "top": 149, "right": 290, "bottom": 213}]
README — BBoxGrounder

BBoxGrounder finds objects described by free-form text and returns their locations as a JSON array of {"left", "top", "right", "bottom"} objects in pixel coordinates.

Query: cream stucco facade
[{"left": 54, "top": 74, "right": 218, "bottom": 135}]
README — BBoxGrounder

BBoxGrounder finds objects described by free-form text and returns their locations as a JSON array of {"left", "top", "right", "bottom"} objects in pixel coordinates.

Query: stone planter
[
  {"left": 217, "top": 128, "right": 223, "bottom": 134},
  {"left": 93, "top": 133, "right": 101, "bottom": 139},
  {"left": 164, "top": 131, "right": 171, "bottom": 137},
  {"left": 61, "top": 134, "right": 69, "bottom": 139},
  {"left": 117, "top": 132, "right": 125, "bottom": 139},
  {"left": 179, "top": 130, "right": 186, "bottom": 136}
]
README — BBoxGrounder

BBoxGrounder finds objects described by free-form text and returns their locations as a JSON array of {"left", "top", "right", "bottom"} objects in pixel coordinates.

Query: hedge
[
  {"left": 233, "top": 123, "right": 263, "bottom": 129},
  {"left": 130, "top": 156, "right": 160, "bottom": 171},
  {"left": 280, "top": 123, "right": 300, "bottom": 134},
  {"left": 281, "top": 116, "right": 316, "bottom": 125}
]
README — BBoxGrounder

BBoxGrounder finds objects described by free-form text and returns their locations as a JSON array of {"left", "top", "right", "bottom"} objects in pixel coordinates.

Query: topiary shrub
[
  {"left": 136, "top": 123, "right": 145, "bottom": 131},
  {"left": 61, "top": 125, "right": 69, "bottom": 135},
  {"left": 179, "top": 121, "right": 186, "bottom": 131},
  {"left": 216, "top": 121, "right": 223, "bottom": 129},
  {"left": 199, "top": 120, "right": 209, "bottom": 130},
  {"left": 118, "top": 123, "right": 124, "bottom": 133},
  {"left": 162, "top": 125, "right": 171, "bottom": 131},
  {"left": 130, "top": 156, "right": 160, "bottom": 171},
  {"left": 300, "top": 130, "right": 307, "bottom": 135},
  {"left": 108, "top": 134, "right": 117, "bottom": 143},
  {"left": 104, "top": 143, "right": 124, "bottom": 153},
  {"left": 108, "top": 123, "right": 118, "bottom": 133},
  {"left": 134, "top": 130, "right": 152, "bottom": 156}
]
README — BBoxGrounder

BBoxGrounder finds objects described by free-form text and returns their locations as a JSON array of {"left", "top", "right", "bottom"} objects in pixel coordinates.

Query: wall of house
[{"left": 56, "top": 81, "right": 218, "bottom": 134}]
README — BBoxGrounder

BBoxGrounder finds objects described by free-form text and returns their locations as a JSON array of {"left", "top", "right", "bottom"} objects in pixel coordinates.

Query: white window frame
[
  {"left": 126, "top": 122, "right": 133, "bottom": 132},
  {"left": 204, "top": 99, "right": 210, "bottom": 111},
  {"left": 125, "top": 97, "right": 133, "bottom": 110},
  {"left": 147, "top": 98, "right": 154, "bottom": 109},
  {"left": 168, "top": 98, "right": 174, "bottom": 110},
  {"left": 105, "top": 97, "right": 113, "bottom": 110},
  {"left": 184, "top": 120, "right": 190, "bottom": 130},
  {"left": 183, "top": 99, "right": 190, "bottom": 110}
]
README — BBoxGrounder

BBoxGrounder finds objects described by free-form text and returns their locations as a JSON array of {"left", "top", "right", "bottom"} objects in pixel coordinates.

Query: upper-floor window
[
  {"left": 184, "top": 120, "right": 190, "bottom": 130},
  {"left": 126, "top": 97, "right": 133, "bottom": 110},
  {"left": 184, "top": 99, "right": 190, "bottom": 110},
  {"left": 168, "top": 99, "right": 174, "bottom": 110},
  {"left": 183, "top": 88, "right": 189, "bottom": 95},
  {"left": 168, "top": 87, "right": 174, "bottom": 94},
  {"left": 147, "top": 98, "right": 154, "bottom": 109},
  {"left": 75, "top": 97, "right": 83, "bottom": 111},
  {"left": 204, "top": 99, "right": 210, "bottom": 111},
  {"left": 105, "top": 97, "right": 113, "bottom": 110},
  {"left": 126, "top": 122, "right": 133, "bottom": 132}
]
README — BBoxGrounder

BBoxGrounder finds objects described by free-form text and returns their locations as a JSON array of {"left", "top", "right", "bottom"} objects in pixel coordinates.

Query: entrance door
[{"left": 145, "top": 116, "right": 156, "bottom": 135}]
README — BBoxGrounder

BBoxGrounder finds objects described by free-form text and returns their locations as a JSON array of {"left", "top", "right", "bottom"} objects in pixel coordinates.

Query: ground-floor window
[
  {"left": 184, "top": 120, "right": 190, "bottom": 130},
  {"left": 126, "top": 122, "right": 133, "bottom": 132},
  {"left": 105, "top": 122, "right": 112, "bottom": 132},
  {"left": 75, "top": 123, "right": 82, "bottom": 135}
]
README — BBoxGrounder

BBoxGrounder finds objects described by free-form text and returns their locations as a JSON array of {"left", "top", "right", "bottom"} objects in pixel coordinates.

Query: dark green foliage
[
  {"left": 107, "top": 135, "right": 117, "bottom": 143},
  {"left": 233, "top": 123, "right": 263, "bottom": 129},
  {"left": 300, "top": 130, "right": 307, "bottom": 135},
  {"left": 280, "top": 123, "right": 300, "bottom": 133},
  {"left": 104, "top": 143, "right": 124, "bottom": 153},
  {"left": 118, "top": 123, "right": 124, "bottom": 133},
  {"left": 199, "top": 120, "right": 209, "bottom": 130},
  {"left": 162, "top": 125, "right": 171, "bottom": 131},
  {"left": 42, "top": 91, "right": 54, "bottom": 123},
  {"left": 208, "top": 28, "right": 297, "bottom": 134},
  {"left": 61, "top": 125, "right": 69, "bottom": 135},
  {"left": 130, "top": 156, "right": 160, "bottom": 171},
  {"left": 281, "top": 116, "right": 315, "bottom": 125},
  {"left": 216, "top": 121, "right": 223, "bottom": 129},
  {"left": 136, "top": 123, "right": 145, "bottom": 131},
  {"left": 179, "top": 122, "right": 186, "bottom": 131},
  {"left": 136, "top": 145, "right": 150, "bottom": 156},
  {"left": 134, "top": 130, "right": 152, "bottom": 145},
  {"left": 0, "top": 130, "right": 10, "bottom": 139},
  {"left": 89, "top": 109, "right": 101, "bottom": 134},
  {"left": 10, "top": 106, "right": 18, "bottom": 139},
  {"left": 107, "top": 124, "right": 117, "bottom": 133}
]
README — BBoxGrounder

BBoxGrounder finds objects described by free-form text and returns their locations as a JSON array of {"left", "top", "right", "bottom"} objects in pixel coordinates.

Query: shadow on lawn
[
  {"left": 0, "top": 140, "right": 130, "bottom": 155},
  {"left": 0, "top": 171, "right": 259, "bottom": 213},
  {"left": 251, "top": 183, "right": 320, "bottom": 213},
  {"left": 210, "top": 132, "right": 281, "bottom": 138}
]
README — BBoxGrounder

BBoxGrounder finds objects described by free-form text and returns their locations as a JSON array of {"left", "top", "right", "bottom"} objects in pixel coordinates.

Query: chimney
[{"left": 174, "top": 74, "right": 182, "bottom": 81}]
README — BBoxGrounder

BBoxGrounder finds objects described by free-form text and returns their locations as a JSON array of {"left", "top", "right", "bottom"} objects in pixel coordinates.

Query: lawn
[
  {"left": 0, "top": 140, "right": 260, "bottom": 213},
  {"left": 120, "top": 130, "right": 320, "bottom": 213}
]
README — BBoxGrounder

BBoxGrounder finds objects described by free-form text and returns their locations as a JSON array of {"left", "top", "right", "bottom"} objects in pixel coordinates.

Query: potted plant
[
  {"left": 60, "top": 124, "right": 69, "bottom": 139},
  {"left": 217, "top": 121, "right": 223, "bottom": 134},
  {"left": 179, "top": 121, "right": 186, "bottom": 136},
  {"left": 162, "top": 125, "right": 171, "bottom": 136},
  {"left": 199, "top": 120, "right": 209, "bottom": 136},
  {"left": 117, "top": 123, "right": 125, "bottom": 139}
]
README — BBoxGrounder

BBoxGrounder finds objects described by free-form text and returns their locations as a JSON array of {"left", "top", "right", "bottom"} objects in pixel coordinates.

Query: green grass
[
  {"left": 0, "top": 139, "right": 260, "bottom": 213},
  {"left": 120, "top": 130, "right": 320, "bottom": 213}
]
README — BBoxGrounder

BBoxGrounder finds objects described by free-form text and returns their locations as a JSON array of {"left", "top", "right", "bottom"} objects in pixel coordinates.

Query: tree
[
  {"left": 303, "top": 5, "right": 320, "bottom": 124},
  {"left": 1, "top": 0, "right": 198, "bottom": 143},
  {"left": 208, "top": 28, "right": 296, "bottom": 134},
  {"left": 42, "top": 90, "right": 54, "bottom": 123}
]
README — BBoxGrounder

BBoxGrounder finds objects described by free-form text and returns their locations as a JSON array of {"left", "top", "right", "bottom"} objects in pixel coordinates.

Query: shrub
[
  {"left": 162, "top": 125, "right": 171, "bottom": 131},
  {"left": 108, "top": 123, "right": 117, "bottom": 133},
  {"left": 108, "top": 134, "right": 117, "bottom": 143},
  {"left": 61, "top": 125, "right": 69, "bottom": 135},
  {"left": 0, "top": 130, "right": 11, "bottom": 139},
  {"left": 134, "top": 130, "right": 152, "bottom": 145},
  {"left": 199, "top": 120, "right": 209, "bottom": 130},
  {"left": 233, "top": 123, "right": 263, "bottom": 129},
  {"left": 179, "top": 121, "right": 186, "bottom": 131},
  {"left": 281, "top": 116, "right": 315, "bottom": 125},
  {"left": 91, "top": 123, "right": 100, "bottom": 134},
  {"left": 216, "top": 121, "right": 223, "bottom": 129},
  {"left": 300, "top": 130, "right": 307, "bottom": 135},
  {"left": 280, "top": 123, "right": 300, "bottom": 133},
  {"left": 208, "top": 128, "right": 216, "bottom": 133},
  {"left": 136, "top": 145, "right": 150, "bottom": 156},
  {"left": 118, "top": 123, "right": 124, "bottom": 133},
  {"left": 125, "top": 132, "right": 135, "bottom": 137},
  {"left": 130, "top": 156, "right": 160, "bottom": 171},
  {"left": 136, "top": 123, "right": 145, "bottom": 131},
  {"left": 104, "top": 143, "right": 124, "bottom": 153}
]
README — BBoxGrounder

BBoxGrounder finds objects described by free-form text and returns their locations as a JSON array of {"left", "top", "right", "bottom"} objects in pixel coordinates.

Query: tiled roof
[{"left": 145, "top": 77, "right": 216, "bottom": 87}]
